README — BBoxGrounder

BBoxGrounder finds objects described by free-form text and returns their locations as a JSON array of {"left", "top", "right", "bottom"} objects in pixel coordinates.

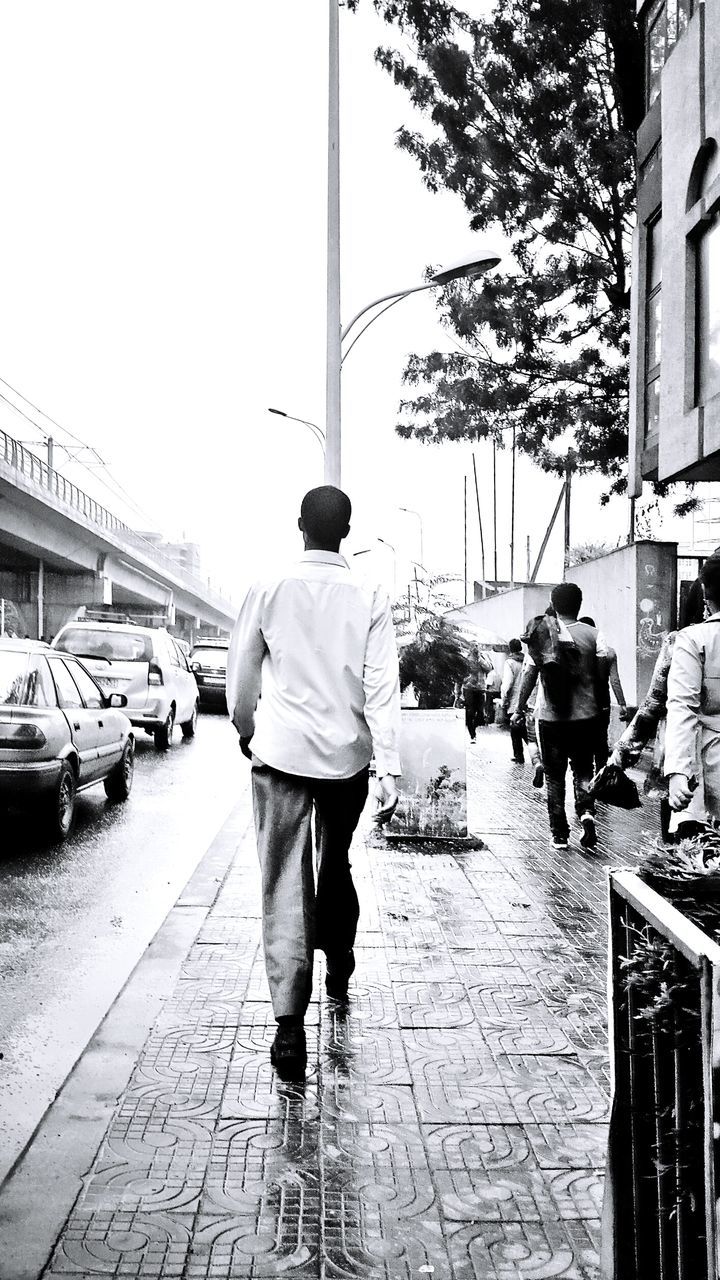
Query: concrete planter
[{"left": 605, "top": 870, "right": 720, "bottom": 1278}]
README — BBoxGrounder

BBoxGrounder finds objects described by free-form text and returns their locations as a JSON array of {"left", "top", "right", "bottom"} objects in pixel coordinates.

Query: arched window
[{"left": 688, "top": 142, "right": 720, "bottom": 406}]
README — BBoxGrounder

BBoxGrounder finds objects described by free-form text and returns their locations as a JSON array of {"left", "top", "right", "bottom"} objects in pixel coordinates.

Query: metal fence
[
  {"left": 0, "top": 427, "right": 232, "bottom": 610},
  {"left": 608, "top": 870, "right": 720, "bottom": 1279}
]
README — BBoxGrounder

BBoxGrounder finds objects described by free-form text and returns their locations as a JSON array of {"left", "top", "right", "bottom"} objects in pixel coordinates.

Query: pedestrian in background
[
  {"left": 514, "top": 582, "right": 604, "bottom": 851},
  {"left": 499, "top": 638, "right": 525, "bottom": 762},
  {"left": 666, "top": 556, "right": 720, "bottom": 824},
  {"left": 226, "top": 486, "right": 401, "bottom": 1081},
  {"left": 579, "top": 615, "right": 628, "bottom": 773},
  {"left": 462, "top": 646, "right": 493, "bottom": 743},
  {"left": 609, "top": 583, "right": 707, "bottom": 842}
]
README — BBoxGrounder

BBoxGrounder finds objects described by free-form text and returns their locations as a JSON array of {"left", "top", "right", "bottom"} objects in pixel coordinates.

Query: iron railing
[
  {"left": 0, "top": 427, "right": 233, "bottom": 611},
  {"left": 608, "top": 870, "right": 720, "bottom": 1279}
]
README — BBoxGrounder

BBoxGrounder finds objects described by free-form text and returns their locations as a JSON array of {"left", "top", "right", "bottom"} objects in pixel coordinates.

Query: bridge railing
[{"left": 0, "top": 427, "right": 234, "bottom": 611}]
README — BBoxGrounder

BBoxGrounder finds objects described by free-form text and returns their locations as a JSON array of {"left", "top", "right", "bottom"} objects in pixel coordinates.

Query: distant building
[
  {"left": 138, "top": 534, "right": 202, "bottom": 577},
  {"left": 629, "top": 0, "right": 720, "bottom": 494}
]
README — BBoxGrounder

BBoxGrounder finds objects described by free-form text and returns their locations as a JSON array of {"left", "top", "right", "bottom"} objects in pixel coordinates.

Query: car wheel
[
  {"left": 104, "top": 739, "right": 135, "bottom": 802},
  {"left": 154, "top": 707, "right": 175, "bottom": 751},
  {"left": 47, "top": 761, "right": 76, "bottom": 842},
  {"left": 181, "top": 703, "right": 198, "bottom": 739}
]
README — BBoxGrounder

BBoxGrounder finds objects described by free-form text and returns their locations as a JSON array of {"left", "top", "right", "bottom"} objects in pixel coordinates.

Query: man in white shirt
[{"left": 226, "top": 486, "right": 401, "bottom": 1080}]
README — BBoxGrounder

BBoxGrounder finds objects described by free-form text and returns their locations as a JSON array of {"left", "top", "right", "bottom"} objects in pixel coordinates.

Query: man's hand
[
  {"left": 668, "top": 773, "right": 694, "bottom": 812},
  {"left": 239, "top": 736, "right": 253, "bottom": 761},
  {"left": 374, "top": 775, "right": 399, "bottom": 825},
  {"left": 511, "top": 709, "right": 526, "bottom": 726}
]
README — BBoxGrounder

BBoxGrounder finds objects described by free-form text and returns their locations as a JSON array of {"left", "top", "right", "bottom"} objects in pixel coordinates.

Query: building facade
[{"left": 630, "top": 0, "right": 720, "bottom": 494}]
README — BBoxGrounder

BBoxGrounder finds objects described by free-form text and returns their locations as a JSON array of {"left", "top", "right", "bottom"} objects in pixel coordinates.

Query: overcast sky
[{"left": 0, "top": 2, "right": 708, "bottom": 605}]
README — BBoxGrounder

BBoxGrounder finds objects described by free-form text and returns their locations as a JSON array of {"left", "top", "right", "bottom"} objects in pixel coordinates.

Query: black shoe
[
  {"left": 326, "top": 949, "right": 355, "bottom": 1002},
  {"left": 580, "top": 815, "right": 598, "bottom": 850},
  {"left": 532, "top": 764, "right": 544, "bottom": 789},
  {"left": 270, "top": 1024, "right": 307, "bottom": 1080}
]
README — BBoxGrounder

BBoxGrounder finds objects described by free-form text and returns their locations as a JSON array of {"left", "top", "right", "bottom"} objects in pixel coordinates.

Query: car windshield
[
  {"left": 0, "top": 651, "right": 54, "bottom": 706},
  {"left": 55, "top": 628, "right": 153, "bottom": 662},
  {"left": 191, "top": 648, "right": 227, "bottom": 670}
]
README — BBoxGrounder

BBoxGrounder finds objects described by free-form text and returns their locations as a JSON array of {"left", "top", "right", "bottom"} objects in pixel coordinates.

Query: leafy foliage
[
  {"left": 349, "top": 0, "right": 642, "bottom": 494},
  {"left": 399, "top": 616, "right": 471, "bottom": 707}
]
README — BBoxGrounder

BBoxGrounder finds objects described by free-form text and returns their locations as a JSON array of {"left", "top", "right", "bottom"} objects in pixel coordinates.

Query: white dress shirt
[
  {"left": 665, "top": 614, "right": 720, "bottom": 780},
  {"left": 226, "top": 550, "right": 402, "bottom": 780}
]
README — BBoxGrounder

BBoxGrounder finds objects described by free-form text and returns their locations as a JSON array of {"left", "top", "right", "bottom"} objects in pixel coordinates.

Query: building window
[
  {"left": 645, "top": 0, "right": 694, "bottom": 107},
  {"left": 645, "top": 216, "right": 662, "bottom": 443},
  {"left": 697, "top": 211, "right": 720, "bottom": 405}
]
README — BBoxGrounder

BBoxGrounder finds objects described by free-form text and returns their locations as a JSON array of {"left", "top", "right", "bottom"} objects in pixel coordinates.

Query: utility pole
[
  {"left": 464, "top": 475, "right": 469, "bottom": 605},
  {"left": 563, "top": 450, "right": 576, "bottom": 573},
  {"left": 492, "top": 440, "right": 498, "bottom": 584},
  {"left": 46, "top": 435, "right": 54, "bottom": 484},
  {"left": 325, "top": 0, "right": 341, "bottom": 485},
  {"left": 510, "top": 424, "right": 516, "bottom": 586},
  {"left": 471, "top": 453, "right": 486, "bottom": 594},
  {"left": 526, "top": 535, "right": 531, "bottom": 580}
]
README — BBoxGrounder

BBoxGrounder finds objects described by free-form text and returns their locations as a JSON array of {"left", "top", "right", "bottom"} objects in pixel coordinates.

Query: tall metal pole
[
  {"left": 38, "top": 558, "right": 44, "bottom": 639},
  {"left": 464, "top": 475, "right": 468, "bottom": 604},
  {"left": 526, "top": 535, "right": 531, "bottom": 580},
  {"left": 492, "top": 440, "right": 498, "bottom": 583},
  {"left": 510, "top": 424, "right": 516, "bottom": 586},
  {"left": 563, "top": 452, "right": 575, "bottom": 573},
  {"left": 325, "top": 0, "right": 341, "bottom": 486},
  {"left": 471, "top": 453, "right": 486, "bottom": 593}
]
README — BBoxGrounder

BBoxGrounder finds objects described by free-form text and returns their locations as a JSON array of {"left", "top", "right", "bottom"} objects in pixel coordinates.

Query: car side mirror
[{"left": 108, "top": 693, "right": 128, "bottom": 708}]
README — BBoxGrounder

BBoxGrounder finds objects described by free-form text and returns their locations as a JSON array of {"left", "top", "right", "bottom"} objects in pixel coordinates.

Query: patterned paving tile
[
  {"left": 43, "top": 724, "right": 653, "bottom": 1280},
  {"left": 446, "top": 1218, "right": 601, "bottom": 1278}
]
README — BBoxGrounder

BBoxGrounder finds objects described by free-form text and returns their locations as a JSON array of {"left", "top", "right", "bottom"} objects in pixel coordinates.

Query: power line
[{"left": 0, "top": 378, "right": 156, "bottom": 526}]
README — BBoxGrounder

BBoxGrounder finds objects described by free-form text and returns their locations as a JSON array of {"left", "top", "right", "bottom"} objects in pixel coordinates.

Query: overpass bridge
[{"left": 0, "top": 427, "right": 237, "bottom": 642}]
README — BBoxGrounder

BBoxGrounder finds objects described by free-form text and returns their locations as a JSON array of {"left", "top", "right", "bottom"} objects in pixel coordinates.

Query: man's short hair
[
  {"left": 508, "top": 638, "right": 522, "bottom": 654},
  {"left": 579, "top": 615, "right": 596, "bottom": 627},
  {"left": 300, "top": 486, "right": 351, "bottom": 544},
  {"left": 700, "top": 556, "right": 720, "bottom": 609},
  {"left": 550, "top": 582, "right": 583, "bottom": 618}
]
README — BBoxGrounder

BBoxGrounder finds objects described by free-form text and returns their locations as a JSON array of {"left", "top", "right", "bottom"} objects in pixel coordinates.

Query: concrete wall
[
  {"left": 445, "top": 541, "right": 678, "bottom": 705},
  {"left": 446, "top": 586, "right": 555, "bottom": 643}
]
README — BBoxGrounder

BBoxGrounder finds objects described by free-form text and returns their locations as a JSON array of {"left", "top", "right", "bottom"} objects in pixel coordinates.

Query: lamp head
[{"left": 431, "top": 247, "right": 501, "bottom": 286}]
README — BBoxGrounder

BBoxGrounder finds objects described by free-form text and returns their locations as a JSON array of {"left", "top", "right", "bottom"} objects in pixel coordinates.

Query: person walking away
[
  {"left": 579, "top": 615, "right": 628, "bottom": 773},
  {"left": 499, "top": 639, "right": 525, "bottom": 762},
  {"left": 666, "top": 556, "right": 720, "bottom": 825},
  {"left": 514, "top": 583, "right": 605, "bottom": 851},
  {"left": 462, "top": 647, "right": 492, "bottom": 742},
  {"left": 226, "top": 486, "right": 401, "bottom": 1080}
]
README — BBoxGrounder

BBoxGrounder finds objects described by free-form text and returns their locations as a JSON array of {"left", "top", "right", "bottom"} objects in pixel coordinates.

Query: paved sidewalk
[{"left": 14, "top": 725, "right": 657, "bottom": 1279}]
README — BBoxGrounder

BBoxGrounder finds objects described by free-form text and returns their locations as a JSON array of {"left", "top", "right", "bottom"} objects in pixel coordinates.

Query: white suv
[{"left": 52, "top": 619, "right": 198, "bottom": 750}]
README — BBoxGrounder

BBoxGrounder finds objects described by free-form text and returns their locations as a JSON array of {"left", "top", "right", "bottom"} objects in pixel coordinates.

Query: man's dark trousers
[
  {"left": 464, "top": 689, "right": 485, "bottom": 740},
  {"left": 251, "top": 761, "right": 369, "bottom": 1017},
  {"left": 538, "top": 719, "right": 596, "bottom": 842}
]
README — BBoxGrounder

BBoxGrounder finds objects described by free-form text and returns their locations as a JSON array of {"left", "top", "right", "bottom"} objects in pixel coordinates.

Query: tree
[{"left": 348, "top": 0, "right": 643, "bottom": 497}]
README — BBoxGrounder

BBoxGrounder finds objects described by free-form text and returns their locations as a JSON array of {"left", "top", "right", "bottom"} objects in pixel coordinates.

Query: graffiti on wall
[{"left": 636, "top": 544, "right": 675, "bottom": 704}]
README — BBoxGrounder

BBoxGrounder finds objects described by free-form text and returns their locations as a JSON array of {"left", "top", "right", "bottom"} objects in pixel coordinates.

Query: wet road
[{"left": 0, "top": 710, "right": 248, "bottom": 1185}]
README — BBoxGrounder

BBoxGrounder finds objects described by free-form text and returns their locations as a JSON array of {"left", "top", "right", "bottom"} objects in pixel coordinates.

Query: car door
[
  {"left": 172, "top": 641, "right": 197, "bottom": 721},
  {"left": 48, "top": 656, "right": 100, "bottom": 784},
  {"left": 67, "top": 659, "right": 125, "bottom": 777}
]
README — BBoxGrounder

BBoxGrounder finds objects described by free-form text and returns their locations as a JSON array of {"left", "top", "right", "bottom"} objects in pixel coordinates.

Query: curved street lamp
[
  {"left": 267, "top": 407, "right": 325, "bottom": 458},
  {"left": 326, "top": 246, "right": 502, "bottom": 485}
]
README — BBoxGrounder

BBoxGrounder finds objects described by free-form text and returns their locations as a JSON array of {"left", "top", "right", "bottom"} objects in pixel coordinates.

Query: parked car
[
  {"left": 190, "top": 638, "right": 229, "bottom": 709},
  {"left": 0, "top": 639, "right": 134, "bottom": 841},
  {"left": 52, "top": 619, "right": 198, "bottom": 750}
]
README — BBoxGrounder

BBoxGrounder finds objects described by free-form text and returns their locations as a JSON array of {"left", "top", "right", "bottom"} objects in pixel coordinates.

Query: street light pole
[
  {"left": 268, "top": 408, "right": 326, "bottom": 458},
  {"left": 325, "top": 0, "right": 341, "bottom": 486},
  {"left": 398, "top": 506, "right": 424, "bottom": 565}
]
